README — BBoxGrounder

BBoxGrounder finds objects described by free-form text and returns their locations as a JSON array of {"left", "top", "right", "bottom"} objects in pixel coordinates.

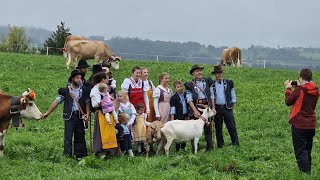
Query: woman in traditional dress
[
  {"left": 153, "top": 72, "right": 173, "bottom": 124},
  {"left": 121, "top": 66, "right": 150, "bottom": 115},
  {"left": 90, "top": 72, "right": 118, "bottom": 157},
  {"left": 140, "top": 67, "right": 156, "bottom": 122}
]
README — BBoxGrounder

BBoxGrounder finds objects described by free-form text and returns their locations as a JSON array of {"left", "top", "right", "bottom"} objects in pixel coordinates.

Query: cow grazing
[
  {"left": 102, "top": 55, "right": 122, "bottom": 70},
  {"left": 63, "top": 35, "right": 86, "bottom": 57},
  {"left": 146, "top": 121, "right": 163, "bottom": 157},
  {"left": 0, "top": 89, "right": 42, "bottom": 156},
  {"left": 157, "top": 106, "right": 215, "bottom": 155},
  {"left": 220, "top": 47, "right": 242, "bottom": 67},
  {"left": 65, "top": 40, "right": 121, "bottom": 69}
]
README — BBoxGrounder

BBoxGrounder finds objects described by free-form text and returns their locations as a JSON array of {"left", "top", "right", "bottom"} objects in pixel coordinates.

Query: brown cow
[
  {"left": 220, "top": 47, "right": 242, "bottom": 67},
  {"left": 63, "top": 35, "right": 86, "bottom": 57},
  {"left": 65, "top": 40, "right": 121, "bottom": 69},
  {"left": 0, "top": 89, "right": 42, "bottom": 156}
]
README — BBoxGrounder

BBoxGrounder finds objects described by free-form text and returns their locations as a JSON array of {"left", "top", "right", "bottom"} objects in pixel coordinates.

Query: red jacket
[{"left": 285, "top": 82, "right": 319, "bottom": 129}]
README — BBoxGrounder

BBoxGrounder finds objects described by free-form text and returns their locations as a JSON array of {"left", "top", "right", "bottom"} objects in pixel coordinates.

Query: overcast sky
[{"left": 1, "top": 0, "right": 320, "bottom": 47}]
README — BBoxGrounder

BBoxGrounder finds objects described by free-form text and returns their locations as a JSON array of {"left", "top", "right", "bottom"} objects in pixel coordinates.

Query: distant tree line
[{"left": 1, "top": 23, "right": 320, "bottom": 71}]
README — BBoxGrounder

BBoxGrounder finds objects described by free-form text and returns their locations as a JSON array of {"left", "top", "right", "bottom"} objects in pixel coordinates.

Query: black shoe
[
  {"left": 206, "top": 147, "right": 213, "bottom": 151},
  {"left": 104, "top": 156, "right": 109, "bottom": 161},
  {"left": 233, "top": 142, "right": 240, "bottom": 147}
]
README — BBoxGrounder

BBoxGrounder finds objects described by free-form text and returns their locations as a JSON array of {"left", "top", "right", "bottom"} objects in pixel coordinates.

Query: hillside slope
[{"left": 0, "top": 53, "right": 320, "bottom": 179}]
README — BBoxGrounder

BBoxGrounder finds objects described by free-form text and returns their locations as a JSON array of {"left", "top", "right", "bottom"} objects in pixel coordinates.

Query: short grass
[{"left": 0, "top": 52, "right": 320, "bottom": 179}]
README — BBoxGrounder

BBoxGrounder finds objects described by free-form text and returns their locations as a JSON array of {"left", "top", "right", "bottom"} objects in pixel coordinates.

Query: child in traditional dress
[
  {"left": 98, "top": 83, "right": 117, "bottom": 124},
  {"left": 170, "top": 80, "right": 189, "bottom": 151},
  {"left": 118, "top": 90, "right": 136, "bottom": 126},
  {"left": 153, "top": 72, "right": 173, "bottom": 124},
  {"left": 118, "top": 113, "right": 134, "bottom": 157},
  {"left": 133, "top": 103, "right": 151, "bottom": 154}
]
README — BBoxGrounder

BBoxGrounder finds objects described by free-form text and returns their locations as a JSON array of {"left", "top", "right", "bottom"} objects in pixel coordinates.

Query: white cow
[{"left": 157, "top": 106, "right": 215, "bottom": 155}]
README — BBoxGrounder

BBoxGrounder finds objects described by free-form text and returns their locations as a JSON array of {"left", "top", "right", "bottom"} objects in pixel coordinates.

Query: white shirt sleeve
[
  {"left": 121, "top": 78, "right": 131, "bottom": 92},
  {"left": 144, "top": 113, "right": 151, "bottom": 126},
  {"left": 231, "top": 88, "right": 236, "bottom": 103},
  {"left": 111, "top": 79, "right": 116, "bottom": 89},
  {"left": 153, "top": 87, "right": 161, "bottom": 98},
  {"left": 185, "top": 90, "right": 193, "bottom": 103},
  {"left": 90, "top": 85, "right": 101, "bottom": 108},
  {"left": 127, "top": 103, "right": 137, "bottom": 126},
  {"left": 128, "top": 114, "right": 136, "bottom": 126},
  {"left": 143, "top": 80, "right": 150, "bottom": 92},
  {"left": 153, "top": 96, "right": 160, "bottom": 117}
]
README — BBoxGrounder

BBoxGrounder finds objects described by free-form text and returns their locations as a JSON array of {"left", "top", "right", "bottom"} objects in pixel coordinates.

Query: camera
[{"left": 291, "top": 80, "right": 298, "bottom": 86}]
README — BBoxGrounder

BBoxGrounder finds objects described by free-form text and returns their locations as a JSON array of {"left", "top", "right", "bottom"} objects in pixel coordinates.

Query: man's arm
[
  {"left": 42, "top": 99, "right": 60, "bottom": 119},
  {"left": 186, "top": 90, "right": 200, "bottom": 118},
  {"left": 210, "top": 86, "right": 216, "bottom": 113}
]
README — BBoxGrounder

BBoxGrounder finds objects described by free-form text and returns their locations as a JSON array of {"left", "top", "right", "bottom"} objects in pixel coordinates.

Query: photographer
[{"left": 284, "top": 68, "right": 319, "bottom": 174}]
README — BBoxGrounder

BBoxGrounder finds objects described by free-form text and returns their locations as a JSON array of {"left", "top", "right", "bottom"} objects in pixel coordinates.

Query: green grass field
[{"left": 1, "top": 52, "right": 320, "bottom": 179}]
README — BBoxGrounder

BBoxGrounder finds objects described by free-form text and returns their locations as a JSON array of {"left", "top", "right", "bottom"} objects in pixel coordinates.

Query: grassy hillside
[{"left": 0, "top": 52, "right": 320, "bottom": 179}]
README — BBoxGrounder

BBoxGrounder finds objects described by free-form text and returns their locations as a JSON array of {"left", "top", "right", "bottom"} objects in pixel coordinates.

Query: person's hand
[
  {"left": 155, "top": 116, "right": 161, "bottom": 121},
  {"left": 114, "top": 119, "right": 119, "bottom": 124},
  {"left": 41, "top": 112, "right": 49, "bottom": 120},
  {"left": 284, "top": 80, "right": 292, "bottom": 89},
  {"left": 211, "top": 107, "right": 216, "bottom": 115},
  {"left": 194, "top": 110, "right": 201, "bottom": 118},
  {"left": 84, "top": 114, "right": 90, "bottom": 121}
]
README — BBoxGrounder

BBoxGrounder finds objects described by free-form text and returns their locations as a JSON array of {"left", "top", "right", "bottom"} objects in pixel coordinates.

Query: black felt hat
[
  {"left": 189, "top": 64, "right": 204, "bottom": 75},
  {"left": 211, "top": 65, "right": 223, "bottom": 74},
  {"left": 91, "top": 64, "right": 103, "bottom": 74},
  {"left": 77, "top": 59, "right": 90, "bottom": 68},
  {"left": 68, "top": 69, "right": 82, "bottom": 81}
]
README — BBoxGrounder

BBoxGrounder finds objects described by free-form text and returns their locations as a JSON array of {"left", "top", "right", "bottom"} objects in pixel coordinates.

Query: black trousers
[
  {"left": 215, "top": 105, "right": 239, "bottom": 148},
  {"left": 64, "top": 112, "right": 87, "bottom": 158},
  {"left": 176, "top": 143, "right": 186, "bottom": 151},
  {"left": 120, "top": 134, "right": 132, "bottom": 151},
  {"left": 292, "top": 126, "right": 315, "bottom": 173}
]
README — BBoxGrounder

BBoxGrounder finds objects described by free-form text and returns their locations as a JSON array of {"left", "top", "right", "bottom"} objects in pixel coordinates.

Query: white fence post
[
  {"left": 46, "top": 47, "right": 49, "bottom": 56},
  {"left": 263, "top": 60, "right": 266, "bottom": 68},
  {"left": 156, "top": 55, "right": 159, "bottom": 62}
]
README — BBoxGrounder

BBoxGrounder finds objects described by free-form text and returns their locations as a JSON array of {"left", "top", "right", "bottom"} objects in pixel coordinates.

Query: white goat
[{"left": 157, "top": 106, "right": 215, "bottom": 155}]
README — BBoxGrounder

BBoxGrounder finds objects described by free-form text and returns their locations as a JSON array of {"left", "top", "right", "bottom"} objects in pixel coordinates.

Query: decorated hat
[
  {"left": 211, "top": 65, "right": 223, "bottom": 74},
  {"left": 189, "top": 64, "right": 204, "bottom": 75}
]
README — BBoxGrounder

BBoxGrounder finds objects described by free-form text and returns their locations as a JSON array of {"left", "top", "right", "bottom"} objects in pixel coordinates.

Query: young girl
[
  {"left": 118, "top": 90, "right": 137, "bottom": 127},
  {"left": 98, "top": 83, "right": 117, "bottom": 124},
  {"left": 141, "top": 67, "right": 156, "bottom": 122},
  {"left": 118, "top": 113, "right": 134, "bottom": 157},
  {"left": 133, "top": 103, "right": 151, "bottom": 154},
  {"left": 153, "top": 72, "right": 173, "bottom": 124}
]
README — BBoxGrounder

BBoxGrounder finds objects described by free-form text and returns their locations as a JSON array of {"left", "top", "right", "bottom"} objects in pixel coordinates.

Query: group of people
[
  {"left": 39, "top": 57, "right": 320, "bottom": 174},
  {"left": 41, "top": 59, "right": 239, "bottom": 159}
]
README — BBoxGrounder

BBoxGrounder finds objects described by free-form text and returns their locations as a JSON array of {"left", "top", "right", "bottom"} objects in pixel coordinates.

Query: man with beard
[
  {"left": 184, "top": 65, "right": 216, "bottom": 151},
  {"left": 76, "top": 58, "right": 90, "bottom": 86},
  {"left": 42, "top": 69, "right": 91, "bottom": 159}
]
